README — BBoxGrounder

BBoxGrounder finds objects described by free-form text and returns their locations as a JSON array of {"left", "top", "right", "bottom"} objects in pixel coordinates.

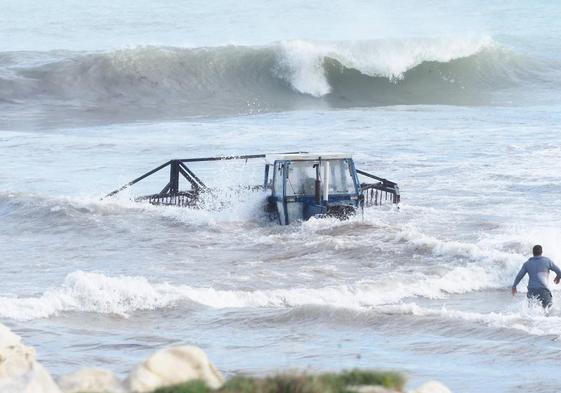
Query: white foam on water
[
  {"left": 379, "top": 301, "right": 561, "bottom": 339},
  {"left": 0, "top": 271, "right": 180, "bottom": 320},
  {"left": 0, "top": 187, "right": 269, "bottom": 228}
]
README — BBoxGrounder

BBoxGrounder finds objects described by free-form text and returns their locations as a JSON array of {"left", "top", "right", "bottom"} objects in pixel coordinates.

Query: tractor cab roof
[{"left": 265, "top": 152, "right": 351, "bottom": 164}]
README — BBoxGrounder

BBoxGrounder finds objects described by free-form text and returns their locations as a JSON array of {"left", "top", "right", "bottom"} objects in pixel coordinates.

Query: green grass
[
  {"left": 152, "top": 370, "right": 405, "bottom": 393},
  {"left": 154, "top": 380, "right": 211, "bottom": 393}
]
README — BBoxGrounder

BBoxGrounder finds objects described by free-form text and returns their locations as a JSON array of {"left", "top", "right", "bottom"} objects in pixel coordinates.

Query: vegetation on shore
[{"left": 153, "top": 370, "right": 405, "bottom": 393}]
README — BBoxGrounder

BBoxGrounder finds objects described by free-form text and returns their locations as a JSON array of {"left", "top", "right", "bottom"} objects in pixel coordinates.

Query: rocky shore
[{"left": 0, "top": 323, "right": 451, "bottom": 393}]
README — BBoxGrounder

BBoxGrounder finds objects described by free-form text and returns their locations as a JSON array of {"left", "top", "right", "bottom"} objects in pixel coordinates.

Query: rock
[
  {"left": 57, "top": 368, "right": 125, "bottom": 393},
  {"left": 125, "top": 345, "right": 224, "bottom": 393},
  {"left": 0, "top": 322, "right": 62, "bottom": 393},
  {"left": 413, "top": 380, "right": 452, "bottom": 393}
]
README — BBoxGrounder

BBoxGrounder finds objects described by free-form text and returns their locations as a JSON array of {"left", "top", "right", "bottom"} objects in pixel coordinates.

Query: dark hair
[{"left": 533, "top": 245, "right": 543, "bottom": 256}]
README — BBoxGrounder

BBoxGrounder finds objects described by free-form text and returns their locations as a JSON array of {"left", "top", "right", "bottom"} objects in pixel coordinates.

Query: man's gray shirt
[{"left": 512, "top": 256, "right": 561, "bottom": 290}]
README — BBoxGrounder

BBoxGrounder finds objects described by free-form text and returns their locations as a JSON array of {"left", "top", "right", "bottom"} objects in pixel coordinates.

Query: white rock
[
  {"left": 0, "top": 322, "right": 61, "bottom": 393},
  {"left": 0, "top": 323, "right": 22, "bottom": 349},
  {"left": 125, "top": 345, "right": 224, "bottom": 393},
  {"left": 413, "top": 380, "right": 452, "bottom": 393},
  {"left": 57, "top": 368, "right": 126, "bottom": 393}
]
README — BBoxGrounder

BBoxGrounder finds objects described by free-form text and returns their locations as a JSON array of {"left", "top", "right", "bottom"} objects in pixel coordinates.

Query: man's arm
[
  {"left": 548, "top": 259, "right": 561, "bottom": 284},
  {"left": 512, "top": 263, "right": 527, "bottom": 295}
]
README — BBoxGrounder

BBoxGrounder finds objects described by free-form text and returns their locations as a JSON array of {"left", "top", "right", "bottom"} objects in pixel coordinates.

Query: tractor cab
[{"left": 264, "top": 153, "right": 362, "bottom": 224}]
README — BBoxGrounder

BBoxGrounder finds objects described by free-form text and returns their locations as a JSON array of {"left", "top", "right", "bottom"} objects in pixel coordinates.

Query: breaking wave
[
  {"left": 3, "top": 269, "right": 560, "bottom": 340},
  {"left": 0, "top": 36, "right": 548, "bottom": 120},
  {"left": 0, "top": 255, "right": 527, "bottom": 322}
]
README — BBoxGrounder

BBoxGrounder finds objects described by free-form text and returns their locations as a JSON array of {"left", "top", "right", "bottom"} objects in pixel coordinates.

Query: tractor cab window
[
  {"left": 328, "top": 159, "right": 356, "bottom": 194},
  {"left": 283, "top": 159, "right": 356, "bottom": 197},
  {"left": 285, "top": 161, "right": 317, "bottom": 196}
]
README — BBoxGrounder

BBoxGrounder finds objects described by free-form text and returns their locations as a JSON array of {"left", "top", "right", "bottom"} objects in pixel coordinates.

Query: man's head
[{"left": 533, "top": 244, "right": 543, "bottom": 256}]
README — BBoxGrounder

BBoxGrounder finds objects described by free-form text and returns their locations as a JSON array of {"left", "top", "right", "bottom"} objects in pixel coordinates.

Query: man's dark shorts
[{"left": 527, "top": 288, "right": 552, "bottom": 308}]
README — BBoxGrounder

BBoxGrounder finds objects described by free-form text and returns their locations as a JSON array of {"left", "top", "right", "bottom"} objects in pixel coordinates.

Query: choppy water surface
[{"left": 2, "top": 2, "right": 561, "bottom": 392}]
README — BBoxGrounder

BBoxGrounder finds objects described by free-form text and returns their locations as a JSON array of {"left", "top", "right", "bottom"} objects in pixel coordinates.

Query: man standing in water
[{"left": 512, "top": 245, "right": 561, "bottom": 309}]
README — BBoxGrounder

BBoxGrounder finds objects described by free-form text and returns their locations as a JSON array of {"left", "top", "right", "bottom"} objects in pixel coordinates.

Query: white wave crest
[
  {"left": 276, "top": 35, "right": 497, "bottom": 96},
  {"left": 0, "top": 262, "right": 526, "bottom": 321},
  {"left": 0, "top": 272, "right": 185, "bottom": 320}
]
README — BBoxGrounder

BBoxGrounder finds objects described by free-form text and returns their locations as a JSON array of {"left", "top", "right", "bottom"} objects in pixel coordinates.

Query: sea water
[{"left": 2, "top": 1, "right": 561, "bottom": 392}]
